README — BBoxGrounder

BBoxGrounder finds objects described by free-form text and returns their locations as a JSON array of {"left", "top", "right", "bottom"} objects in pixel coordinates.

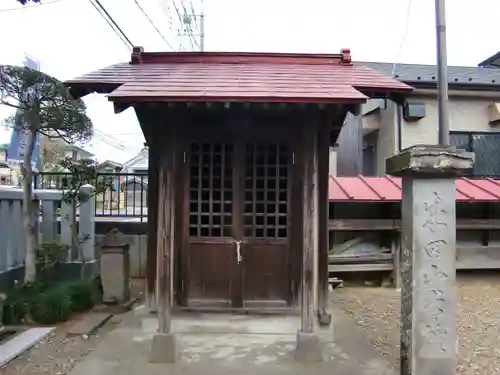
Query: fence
[
  {"left": 34, "top": 172, "right": 148, "bottom": 220},
  {"left": 0, "top": 185, "right": 96, "bottom": 289}
]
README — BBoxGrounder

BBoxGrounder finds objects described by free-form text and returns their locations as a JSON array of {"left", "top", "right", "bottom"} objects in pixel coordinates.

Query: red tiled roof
[
  {"left": 329, "top": 176, "right": 500, "bottom": 202},
  {"left": 65, "top": 49, "right": 412, "bottom": 103}
]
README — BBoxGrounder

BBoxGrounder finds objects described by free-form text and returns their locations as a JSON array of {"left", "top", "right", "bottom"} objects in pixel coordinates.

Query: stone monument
[
  {"left": 100, "top": 228, "right": 130, "bottom": 305},
  {"left": 386, "top": 145, "right": 474, "bottom": 375}
]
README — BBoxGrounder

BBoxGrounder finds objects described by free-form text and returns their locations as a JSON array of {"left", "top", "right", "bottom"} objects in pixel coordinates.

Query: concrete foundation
[
  {"left": 294, "top": 331, "right": 323, "bottom": 362},
  {"left": 149, "top": 333, "right": 179, "bottom": 363},
  {"left": 67, "top": 303, "right": 396, "bottom": 375}
]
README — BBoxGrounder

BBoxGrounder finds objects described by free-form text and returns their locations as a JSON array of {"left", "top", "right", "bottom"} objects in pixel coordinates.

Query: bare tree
[
  {"left": 58, "top": 157, "right": 109, "bottom": 278},
  {"left": 16, "top": 0, "right": 41, "bottom": 5},
  {"left": 0, "top": 65, "right": 92, "bottom": 282}
]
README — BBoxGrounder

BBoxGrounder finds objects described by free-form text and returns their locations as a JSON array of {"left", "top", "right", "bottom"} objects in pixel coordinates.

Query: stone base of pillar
[
  {"left": 149, "top": 333, "right": 179, "bottom": 363},
  {"left": 294, "top": 330, "right": 323, "bottom": 362},
  {"left": 145, "top": 291, "right": 157, "bottom": 313},
  {"left": 317, "top": 309, "right": 332, "bottom": 326}
]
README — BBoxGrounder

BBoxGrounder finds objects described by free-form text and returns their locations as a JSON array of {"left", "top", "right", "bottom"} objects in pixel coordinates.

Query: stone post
[
  {"left": 100, "top": 228, "right": 130, "bottom": 305},
  {"left": 386, "top": 145, "right": 474, "bottom": 375},
  {"left": 60, "top": 196, "right": 75, "bottom": 262},
  {"left": 79, "top": 184, "right": 96, "bottom": 262}
]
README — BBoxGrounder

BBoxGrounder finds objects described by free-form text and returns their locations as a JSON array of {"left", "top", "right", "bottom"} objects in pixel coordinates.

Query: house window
[
  {"left": 362, "top": 133, "right": 377, "bottom": 177},
  {"left": 450, "top": 132, "right": 500, "bottom": 177},
  {"left": 133, "top": 168, "right": 148, "bottom": 175}
]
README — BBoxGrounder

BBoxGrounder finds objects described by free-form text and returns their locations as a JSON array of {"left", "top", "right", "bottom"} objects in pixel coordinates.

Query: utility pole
[
  {"left": 435, "top": 0, "right": 450, "bottom": 145},
  {"left": 200, "top": 0, "right": 204, "bottom": 51}
]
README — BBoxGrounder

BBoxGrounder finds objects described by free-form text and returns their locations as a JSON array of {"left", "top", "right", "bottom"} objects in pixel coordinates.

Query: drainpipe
[{"left": 396, "top": 103, "right": 403, "bottom": 152}]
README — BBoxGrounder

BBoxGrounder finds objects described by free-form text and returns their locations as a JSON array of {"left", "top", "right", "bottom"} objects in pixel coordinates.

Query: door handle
[{"left": 234, "top": 240, "right": 243, "bottom": 264}]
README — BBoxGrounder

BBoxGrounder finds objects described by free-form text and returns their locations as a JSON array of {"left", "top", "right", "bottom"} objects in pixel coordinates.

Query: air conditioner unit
[
  {"left": 403, "top": 102, "right": 426, "bottom": 122},
  {"left": 488, "top": 103, "right": 500, "bottom": 125}
]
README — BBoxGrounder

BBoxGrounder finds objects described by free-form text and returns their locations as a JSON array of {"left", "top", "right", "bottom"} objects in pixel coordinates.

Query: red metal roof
[
  {"left": 65, "top": 49, "right": 412, "bottom": 103},
  {"left": 329, "top": 176, "right": 500, "bottom": 202}
]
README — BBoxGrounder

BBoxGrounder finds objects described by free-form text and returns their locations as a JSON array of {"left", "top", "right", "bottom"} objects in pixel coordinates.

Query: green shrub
[
  {"left": 3, "top": 290, "right": 26, "bottom": 325},
  {"left": 2, "top": 276, "right": 102, "bottom": 326},
  {"left": 30, "top": 285, "right": 72, "bottom": 325},
  {"left": 66, "top": 279, "right": 94, "bottom": 312},
  {"left": 2, "top": 280, "right": 46, "bottom": 325}
]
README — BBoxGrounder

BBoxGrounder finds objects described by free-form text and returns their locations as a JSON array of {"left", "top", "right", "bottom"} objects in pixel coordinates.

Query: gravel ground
[
  {"left": 2, "top": 314, "right": 122, "bottom": 375},
  {"left": 331, "top": 273, "right": 500, "bottom": 375}
]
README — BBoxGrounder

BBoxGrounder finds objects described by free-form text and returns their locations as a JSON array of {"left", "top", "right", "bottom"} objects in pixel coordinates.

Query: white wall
[{"left": 366, "top": 91, "right": 500, "bottom": 175}]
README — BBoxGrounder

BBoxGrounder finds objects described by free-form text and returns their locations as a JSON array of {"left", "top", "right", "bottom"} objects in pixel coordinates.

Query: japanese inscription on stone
[{"left": 419, "top": 191, "right": 451, "bottom": 356}]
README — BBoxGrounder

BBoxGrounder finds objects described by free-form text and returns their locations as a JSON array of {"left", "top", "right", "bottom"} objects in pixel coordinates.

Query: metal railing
[{"left": 34, "top": 172, "right": 148, "bottom": 220}]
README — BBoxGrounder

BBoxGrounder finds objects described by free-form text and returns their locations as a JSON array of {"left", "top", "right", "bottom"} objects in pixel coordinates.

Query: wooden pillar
[
  {"left": 156, "top": 139, "right": 175, "bottom": 334},
  {"left": 150, "top": 130, "right": 178, "bottom": 363},
  {"left": 146, "top": 132, "right": 159, "bottom": 312},
  {"left": 317, "top": 120, "right": 331, "bottom": 326},
  {"left": 295, "top": 119, "right": 323, "bottom": 363},
  {"left": 301, "top": 126, "right": 317, "bottom": 334}
]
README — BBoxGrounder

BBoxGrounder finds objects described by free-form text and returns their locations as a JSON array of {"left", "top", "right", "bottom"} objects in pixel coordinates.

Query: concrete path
[{"left": 68, "top": 305, "right": 396, "bottom": 375}]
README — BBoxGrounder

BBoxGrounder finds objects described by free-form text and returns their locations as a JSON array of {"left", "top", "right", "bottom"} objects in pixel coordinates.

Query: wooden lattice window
[
  {"left": 189, "top": 142, "right": 234, "bottom": 237},
  {"left": 244, "top": 142, "right": 289, "bottom": 238}
]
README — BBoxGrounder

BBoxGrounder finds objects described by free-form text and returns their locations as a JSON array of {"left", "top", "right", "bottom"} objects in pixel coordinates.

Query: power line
[
  {"left": 88, "top": 0, "right": 132, "bottom": 51},
  {"left": 180, "top": 1, "right": 200, "bottom": 49},
  {"left": 391, "top": 0, "right": 413, "bottom": 77},
  {"left": 172, "top": 0, "right": 194, "bottom": 50},
  {"left": 0, "top": 0, "right": 68, "bottom": 13},
  {"left": 132, "top": 0, "right": 174, "bottom": 50},
  {"left": 90, "top": 0, "right": 134, "bottom": 50}
]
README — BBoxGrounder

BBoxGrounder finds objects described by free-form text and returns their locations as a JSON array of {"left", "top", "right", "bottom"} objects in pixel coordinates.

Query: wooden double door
[{"left": 184, "top": 134, "right": 292, "bottom": 309}]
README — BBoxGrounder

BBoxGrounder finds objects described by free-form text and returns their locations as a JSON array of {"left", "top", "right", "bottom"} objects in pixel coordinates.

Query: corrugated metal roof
[
  {"left": 65, "top": 50, "right": 412, "bottom": 103},
  {"left": 329, "top": 176, "right": 500, "bottom": 202},
  {"left": 364, "top": 61, "right": 500, "bottom": 89}
]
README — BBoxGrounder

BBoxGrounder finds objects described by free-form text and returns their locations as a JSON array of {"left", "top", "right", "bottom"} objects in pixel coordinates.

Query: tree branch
[{"left": 0, "top": 99, "right": 24, "bottom": 110}]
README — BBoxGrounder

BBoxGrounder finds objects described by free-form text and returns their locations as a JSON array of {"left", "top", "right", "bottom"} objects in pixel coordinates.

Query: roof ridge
[{"left": 130, "top": 47, "right": 354, "bottom": 66}]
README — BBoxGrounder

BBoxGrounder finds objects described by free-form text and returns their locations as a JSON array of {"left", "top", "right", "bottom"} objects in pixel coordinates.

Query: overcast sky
[{"left": 0, "top": 0, "right": 499, "bottom": 163}]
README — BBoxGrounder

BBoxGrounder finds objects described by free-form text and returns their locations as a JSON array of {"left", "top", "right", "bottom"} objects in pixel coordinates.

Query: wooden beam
[
  {"left": 301, "top": 121, "right": 317, "bottom": 334},
  {"left": 156, "top": 135, "right": 175, "bottom": 334},
  {"left": 328, "top": 245, "right": 500, "bottom": 273},
  {"left": 329, "top": 263, "right": 394, "bottom": 272},
  {"left": 329, "top": 218, "right": 500, "bottom": 231},
  {"left": 329, "top": 219, "right": 399, "bottom": 231}
]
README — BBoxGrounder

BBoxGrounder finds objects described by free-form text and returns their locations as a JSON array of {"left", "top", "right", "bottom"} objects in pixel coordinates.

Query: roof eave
[
  {"left": 478, "top": 52, "right": 500, "bottom": 67},
  {"left": 64, "top": 81, "right": 123, "bottom": 100},
  {"left": 405, "top": 81, "right": 500, "bottom": 92},
  {"left": 107, "top": 95, "right": 370, "bottom": 104}
]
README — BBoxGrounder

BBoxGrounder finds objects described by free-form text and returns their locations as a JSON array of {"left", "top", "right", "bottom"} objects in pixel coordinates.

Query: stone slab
[
  {"left": 386, "top": 144, "right": 474, "bottom": 177},
  {"left": 0, "top": 327, "right": 54, "bottom": 367},
  {"left": 149, "top": 333, "right": 179, "bottom": 363},
  {"left": 93, "top": 299, "right": 136, "bottom": 314},
  {"left": 67, "top": 313, "right": 112, "bottom": 337},
  {"left": 294, "top": 331, "right": 324, "bottom": 362}
]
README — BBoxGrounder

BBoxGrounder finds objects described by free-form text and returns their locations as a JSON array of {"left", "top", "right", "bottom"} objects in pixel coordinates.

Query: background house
[
  {"left": 336, "top": 59, "right": 500, "bottom": 177},
  {"left": 61, "top": 144, "right": 95, "bottom": 161},
  {"left": 120, "top": 146, "right": 148, "bottom": 176},
  {"left": 109, "top": 146, "right": 149, "bottom": 214},
  {"left": 0, "top": 143, "right": 13, "bottom": 185}
]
